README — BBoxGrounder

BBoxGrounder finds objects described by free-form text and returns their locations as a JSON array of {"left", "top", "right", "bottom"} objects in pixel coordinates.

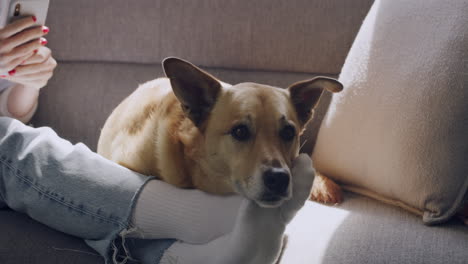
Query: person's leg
[
  {"left": 0, "top": 117, "right": 167, "bottom": 263},
  {"left": 159, "top": 154, "right": 315, "bottom": 264},
  {"left": 0, "top": 117, "right": 314, "bottom": 264},
  {"left": 0, "top": 117, "right": 268, "bottom": 263},
  {"left": 130, "top": 179, "right": 243, "bottom": 244}
]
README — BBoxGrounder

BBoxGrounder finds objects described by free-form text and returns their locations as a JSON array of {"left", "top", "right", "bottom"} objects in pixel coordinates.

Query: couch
[{"left": 1, "top": 0, "right": 467, "bottom": 263}]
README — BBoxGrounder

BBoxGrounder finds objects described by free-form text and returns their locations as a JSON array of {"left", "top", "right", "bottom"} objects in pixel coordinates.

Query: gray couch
[{"left": 1, "top": 1, "right": 467, "bottom": 263}]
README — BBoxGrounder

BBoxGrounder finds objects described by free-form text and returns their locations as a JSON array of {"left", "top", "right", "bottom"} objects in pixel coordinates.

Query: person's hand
[{"left": 0, "top": 16, "right": 56, "bottom": 90}]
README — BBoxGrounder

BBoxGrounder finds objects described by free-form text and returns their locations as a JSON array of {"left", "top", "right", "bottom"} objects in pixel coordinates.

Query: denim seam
[{"left": 0, "top": 154, "right": 127, "bottom": 228}]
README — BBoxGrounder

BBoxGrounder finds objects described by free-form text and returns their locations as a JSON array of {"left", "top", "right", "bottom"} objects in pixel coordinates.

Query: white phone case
[
  {"left": 0, "top": 0, "right": 49, "bottom": 27},
  {"left": 0, "top": 0, "right": 11, "bottom": 27}
]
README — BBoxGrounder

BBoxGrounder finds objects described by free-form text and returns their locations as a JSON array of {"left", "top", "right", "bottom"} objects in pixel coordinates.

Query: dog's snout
[{"left": 263, "top": 168, "right": 290, "bottom": 195}]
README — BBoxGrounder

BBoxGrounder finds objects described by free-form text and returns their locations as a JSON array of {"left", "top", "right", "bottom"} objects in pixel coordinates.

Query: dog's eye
[
  {"left": 231, "top": 125, "right": 251, "bottom": 141},
  {"left": 280, "top": 125, "right": 296, "bottom": 141}
]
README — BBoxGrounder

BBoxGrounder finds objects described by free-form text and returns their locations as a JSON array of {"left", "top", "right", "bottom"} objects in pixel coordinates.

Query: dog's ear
[
  {"left": 288, "top": 77, "right": 343, "bottom": 126},
  {"left": 163, "top": 57, "right": 222, "bottom": 126}
]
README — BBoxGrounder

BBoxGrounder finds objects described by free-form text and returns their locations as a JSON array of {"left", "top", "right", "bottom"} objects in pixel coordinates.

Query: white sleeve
[{"left": 0, "top": 79, "right": 13, "bottom": 94}]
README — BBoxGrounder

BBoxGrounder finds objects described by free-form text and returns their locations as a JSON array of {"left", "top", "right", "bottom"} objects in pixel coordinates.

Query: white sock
[
  {"left": 159, "top": 154, "right": 315, "bottom": 264},
  {"left": 130, "top": 179, "right": 243, "bottom": 244}
]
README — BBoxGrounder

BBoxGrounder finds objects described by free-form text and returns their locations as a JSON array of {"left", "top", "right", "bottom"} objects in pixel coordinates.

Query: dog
[{"left": 97, "top": 57, "right": 343, "bottom": 207}]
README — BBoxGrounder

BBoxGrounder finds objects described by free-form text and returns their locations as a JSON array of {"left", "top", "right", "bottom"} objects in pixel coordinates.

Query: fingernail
[
  {"left": 8, "top": 69, "right": 16, "bottom": 76},
  {"left": 0, "top": 75, "right": 7, "bottom": 78},
  {"left": 42, "top": 26, "right": 50, "bottom": 34},
  {"left": 40, "top": 38, "right": 48, "bottom": 46},
  {"left": 32, "top": 16, "right": 37, "bottom": 22}
]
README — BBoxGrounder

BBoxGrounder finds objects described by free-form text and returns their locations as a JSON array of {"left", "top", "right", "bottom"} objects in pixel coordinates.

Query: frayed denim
[{"left": 0, "top": 117, "right": 175, "bottom": 263}]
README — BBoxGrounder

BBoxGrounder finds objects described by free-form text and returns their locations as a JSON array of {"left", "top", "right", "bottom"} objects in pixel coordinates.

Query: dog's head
[{"left": 163, "top": 57, "right": 342, "bottom": 207}]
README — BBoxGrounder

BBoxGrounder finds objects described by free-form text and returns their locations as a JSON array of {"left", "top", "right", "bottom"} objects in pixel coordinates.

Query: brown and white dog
[{"left": 97, "top": 57, "right": 343, "bottom": 207}]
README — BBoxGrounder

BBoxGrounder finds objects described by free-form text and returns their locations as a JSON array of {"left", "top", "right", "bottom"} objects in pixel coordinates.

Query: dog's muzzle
[{"left": 260, "top": 167, "right": 290, "bottom": 203}]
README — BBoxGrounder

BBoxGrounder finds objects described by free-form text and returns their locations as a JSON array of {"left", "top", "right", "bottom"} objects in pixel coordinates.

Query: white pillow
[{"left": 312, "top": 0, "right": 468, "bottom": 224}]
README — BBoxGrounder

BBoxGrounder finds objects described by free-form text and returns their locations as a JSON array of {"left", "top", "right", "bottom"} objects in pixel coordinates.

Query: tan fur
[
  {"left": 98, "top": 59, "right": 344, "bottom": 206},
  {"left": 310, "top": 173, "right": 343, "bottom": 204},
  {"left": 98, "top": 79, "right": 301, "bottom": 196}
]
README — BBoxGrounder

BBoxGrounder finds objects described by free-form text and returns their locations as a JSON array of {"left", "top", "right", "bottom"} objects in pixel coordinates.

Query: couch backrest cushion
[{"left": 46, "top": 0, "right": 373, "bottom": 74}]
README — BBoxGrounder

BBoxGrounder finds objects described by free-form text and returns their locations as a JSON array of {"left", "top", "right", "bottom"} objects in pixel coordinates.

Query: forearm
[
  {"left": 5, "top": 83, "right": 39, "bottom": 117},
  {"left": 0, "top": 83, "right": 39, "bottom": 123}
]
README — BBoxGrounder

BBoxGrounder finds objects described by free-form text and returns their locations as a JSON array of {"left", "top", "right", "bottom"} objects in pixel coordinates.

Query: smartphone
[{"left": 0, "top": 0, "right": 49, "bottom": 28}]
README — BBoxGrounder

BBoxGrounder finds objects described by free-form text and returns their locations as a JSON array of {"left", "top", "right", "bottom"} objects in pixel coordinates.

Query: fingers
[
  {"left": 0, "top": 45, "right": 51, "bottom": 76},
  {"left": 0, "top": 38, "right": 44, "bottom": 64},
  {"left": 15, "top": 51, "right": 57, "bottom": 77},
  {"left": 12, "top": 69, "right": 54, "bottom": 81},
  {"left": 0, "top": 22, "right": 49, "bottom": 73},
  {"left": 6, "top": 75, "right": 51, "bottom": 90},
  {"left": 0, "top": 16, "right": 37, "bottom": 39},
  {"left": 0, "top": 26, "right": 48, "bottom": 54},
  {"left": 0, "top": 53, "right": 32, "bottom": 76},
  {"left": 21, "top": 46, "right": 51, "bottom": 65},
  {"left": 1, "top": 54, "right": 56, "bottom": 90},
  {"left": 13, "top": 50, "right": 55, "bottom": 76},
  {"left": 0, "top": 18, "right": 55, "bottom": 90}
]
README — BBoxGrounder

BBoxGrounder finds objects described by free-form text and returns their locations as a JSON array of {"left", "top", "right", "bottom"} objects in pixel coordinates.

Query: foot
[
  {"left": 309, "top": 172, "right": 343, "bottom": 204},
  {"left": 160, "top": 154, "right": 315, "bottom": 264},
  {"left": 215, "top": 154, "right": 315, "bottom": 264}
]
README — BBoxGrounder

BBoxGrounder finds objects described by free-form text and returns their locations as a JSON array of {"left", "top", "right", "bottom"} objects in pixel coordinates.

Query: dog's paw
[{"left": 309, "top": 173, "right": 343, "bottom": 205}]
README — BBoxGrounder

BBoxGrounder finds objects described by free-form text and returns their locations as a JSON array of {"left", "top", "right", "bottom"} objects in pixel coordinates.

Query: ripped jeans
[{"left": 0, "top": 117, "right": 175, "bottom": 263}]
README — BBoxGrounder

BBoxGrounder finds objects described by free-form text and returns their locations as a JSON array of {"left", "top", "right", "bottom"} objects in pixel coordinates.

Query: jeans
[{"left": 0, "top": 117, "right": 175, "bottom": 264}]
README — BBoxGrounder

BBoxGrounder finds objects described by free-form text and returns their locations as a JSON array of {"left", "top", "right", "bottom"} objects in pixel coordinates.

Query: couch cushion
[
  {"left": 31, "top": 61, "right": 334, "bottom": 151},
  {"left": 311, "top": 0, "right": 468, "bottom": 224},
  {"left": 45, "top": 0, "right": 373, "bottom": 74},
  {"left": 2, "top": 192, "right": 466, "bottom": 264},
  {"left": 281, "top": 193, "right": 468, "bottom": 264},
  {"left": 0, "top": 210, "right": 104, "bottom": 264}
]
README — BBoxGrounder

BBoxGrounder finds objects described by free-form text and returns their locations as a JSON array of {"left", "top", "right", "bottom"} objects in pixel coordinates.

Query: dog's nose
[{"left": 263, "top": 168, "right": 290, "bottom": 195}]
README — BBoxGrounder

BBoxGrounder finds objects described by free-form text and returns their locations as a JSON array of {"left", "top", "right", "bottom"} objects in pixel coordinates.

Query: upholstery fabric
[
  {"left": 6, "top": 1, "right": 466, "bottom": 263},
  {"left": 282, "top": 192, "right": 468, "bottom": 264},
  {"left": 31, "top": 62, "right": 332, "bottom": 151},
  {"left": 46, "top": 0, "right": 373, "bottom": 73},
  {"left": 312, "top": 0, "right": 468, "bottom": 224},
  {"left": 2, "top": 193, "right": 467, "bottom": 264},
  {"left": 0, "top": 210, "right": 106, "bottom": 264}
]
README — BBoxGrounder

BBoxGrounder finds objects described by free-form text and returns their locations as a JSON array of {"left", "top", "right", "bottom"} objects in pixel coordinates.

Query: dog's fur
[{"left": 97, "top": 58, "right": 343, "bottom": 207}]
